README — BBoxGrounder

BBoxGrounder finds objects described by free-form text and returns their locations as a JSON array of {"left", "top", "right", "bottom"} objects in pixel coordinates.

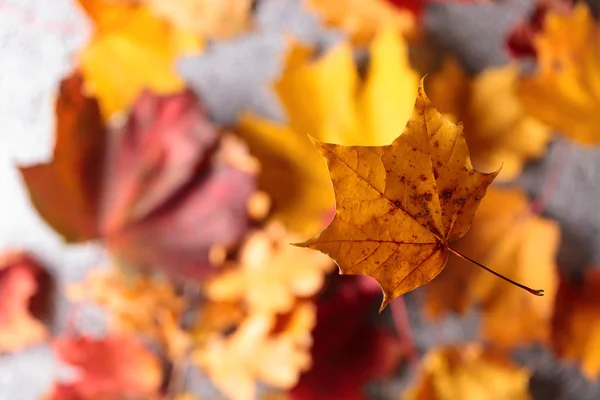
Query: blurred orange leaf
[
  {"left": 295, "top": 81, "right": 498, "bottom": 310},
  {"left": 425, "top": 188, "right": 559, "bottom": 348},
  {"left": 237, "top": 28, "right": 419, "bottom": 234},
  {"left": 77, "top": 0, "right": 203, "bottom": 117},
  {"left": 518, "top": 3, "right": 600, "bottom": 145},
  {"left": 0, "top": 251, "right": 49, "bottom": 353},
  {"left": 404, "top": 344, "right": 532, "bottom": 400},
  {"left": 144, "top": 0, "right": 253, "bottom": 39},
  {"left": 193, "top": 303, "right": 315, "bottom": 400},
  {"left": 306, "top": 0, "right": 415, "bottom": 44},
  {"left": 205, "top": 222, "right": 333, "bottom": 314},
  {"left": 428, "top": 59, "right": 551, "bottom": 181},
  {"left": 553, "top": 269, "right": 600, "bottom": 379},
  {"left": 47, "top": 335, "right": 162, "bottom": 399}
]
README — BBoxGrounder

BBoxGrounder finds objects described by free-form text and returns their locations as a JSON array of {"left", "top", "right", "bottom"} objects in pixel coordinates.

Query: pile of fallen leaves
[{"left": 5, "top": 0, "right": 600, "bottom": 399}]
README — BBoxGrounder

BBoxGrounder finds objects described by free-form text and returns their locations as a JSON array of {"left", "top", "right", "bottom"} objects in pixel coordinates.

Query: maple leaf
[
  {"left": 290, "top": 275, "right": 402, "bottom": 400},
  {"left": 46, "top": 335, "right": 162, "bottom": 400},
  {"left": 295, "top": 80, "right": 499, "bottom": 310},
  {"left": 237, "top": 28, "right": 419, "bottom": 234},
  {"left": 424, "top": 187, "right": 559, "bottom": 348},
  {"left": 205, "top": 222, "right": 334, "bottom": 314},
  {"left": 69, "top": 266, "right": 189, "bottom": 358},
  {"left": 427, "top": 58, "right": 551, "bottom": 181},
  {"left": 0, "top": 251, "right": 50, "bottom": 353},
  {"left": 193, "top": 303, "right": 315, "bottom": 400},
  {"left": 518, "top": 3, "right": 600, "bottom": 145},
  {"left": 306, "top": 0, "right": 416, "bottom": 44},
  {"left": 20, "top": 73, "right": 257, "bottom": 280},
  {"left": 144, "top": 0, "right": 253, "bottom": 39},
  {"left": 76, "top": 0, "right": 203, "bottom": 117},
  {"left": 552, "top": 269, "right": 600, "bottom": 380},
  {"left": 404, "top": 344, "right": 532, "bottom": 400}
]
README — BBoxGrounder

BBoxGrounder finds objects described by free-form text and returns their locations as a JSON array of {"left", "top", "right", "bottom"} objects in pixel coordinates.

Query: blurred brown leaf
[
  {"left": 425, "top": 187, "right": 559, "bottom": 348},
  {"left": 404, "top": 344, "right": 532, "bottom": 400},
  {"left": 553, "top": 269, "right": 600, "bottom": 380},
  {"left": 46, "top": 335, "right": 162, "bottom": 399},
  {"left": 193, "top": 303, "right": 315, "bottom": 400},
  {"left": 0, "top": 251, "right": 50, "bottom": 353},
  {"left": 518, "top": 3, "right": 600, "bottom": 145},
  {"left": 205, "top": 222, "right": 334, "bottom": 314},
  {"left": 19, "top": 73, "right": 106, "bottom": 243}
]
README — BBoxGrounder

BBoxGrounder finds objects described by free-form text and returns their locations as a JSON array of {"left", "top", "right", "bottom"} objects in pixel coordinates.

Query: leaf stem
[{"left": 448, "top": 246, "right": 544, "bottom": 296}]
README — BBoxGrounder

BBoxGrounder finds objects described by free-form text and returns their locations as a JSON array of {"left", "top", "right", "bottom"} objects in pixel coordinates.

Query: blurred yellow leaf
[
  {"left": 193, "top": 303, "right": 315, "bottom": 400},
  {"left": 295, "top": 82, "right": 498, "bottom": 310},
  {"left": 69, "top": 267, "right": 190, "bottom": 358},
  {"left": 306, "top": 0, "right": 415, "bottom": 44},
  {"left": 403, "top": 344, "right": 532, "bottom": 400},
  {"left": 144, "top": 0, "right": 253, "bottom": 38},
  {"left": 519, "top": 3, "right": 600, "bottom": 145},
  {"left": 428, "top": 58, "right": 551, "bottom": 181},
  {"left": 77, "top": 0, "right": 203, "bottom": 117},
  {"left": 425, "top": 188, "right": 559, "bottom": 348},
  {"left": 237, "top": 28, "right": 419, "bottom": 234},
  {"left": 205, "top": 222, "right": 333, "bottom": 314}
]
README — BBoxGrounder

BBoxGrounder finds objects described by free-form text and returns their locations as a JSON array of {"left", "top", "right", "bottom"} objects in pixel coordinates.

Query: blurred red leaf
[
  {"left": 47, "top": 335, "right": 162, "bottom": 400},
  {"left": 19, "top": 72, "right": 106, "bottom": 242},
  {"left": 0, "top": 251, "right": 50, "bottom": 353},
  {"left": 19, "top": 72, "right": 256, "bottom": 280},
  {"left": 290, "top": 275, "right": 402, "bottom": 400}
]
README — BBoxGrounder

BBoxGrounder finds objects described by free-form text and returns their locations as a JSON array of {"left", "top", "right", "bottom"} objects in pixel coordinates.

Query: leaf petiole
[{"left": 448, "top": 246, "right": 544, "bottom": 296}]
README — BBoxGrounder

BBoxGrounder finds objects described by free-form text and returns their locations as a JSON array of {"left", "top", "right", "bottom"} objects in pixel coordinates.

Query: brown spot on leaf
[
  {"left": 441, "top": 188, "right": 453, "bottom": 200},
  {"left": 420, "top": 174, "right": 427, "bottom": 181}
]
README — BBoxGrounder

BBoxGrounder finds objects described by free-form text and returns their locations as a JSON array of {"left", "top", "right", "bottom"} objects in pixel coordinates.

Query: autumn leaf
[
  {"left": 425, "top": 187, "right": 559, "bottom": 348},
  {"left": 404, "top": 344, "right": 532, "bottom": 400},
  {"left": 237, "top": 28, "right": 419, "bottom": 234},
  {"left": 552, "top": 269, "right": 600, "bottom": 379},
  {"left": 205, "top": 222, "right": 334, "bottom": 314},
  {"left": 290, "top": 275, "right": 402, "bottom": 400},
  {"left": 19, "top": 72, "right": 106, "bottom": 243},
  {"left": 69, "top": 266, "right": 189, "bottom": 358},
  {"left": 20, "top": 73, "right": 257, "bottom": 280},
  {"left": 144, "top": 0, "right": 253, "bottom": 39},
  {"left": 518, "top": 3, "right": 600, "bottom": 145},
  {"left": 427, "top": 58, "right": 551, "bottom": 181},
  {"left": 77, "top": 0, "right": 203, "bottom": 117},
  {"left": 46, "top": 335, "right": 162, "bottom": 399},
  {"left": 295, "top": 80, "right": 499, "bottom": 310},
  {"left": 193, "top": 303, "right": 315, "bottom": 400},
  {"left": 306, "top": 0, "right": 416, "bottom": 44},
  {"left": 0, "top": 251, "right": 50, "bottom": 353}
]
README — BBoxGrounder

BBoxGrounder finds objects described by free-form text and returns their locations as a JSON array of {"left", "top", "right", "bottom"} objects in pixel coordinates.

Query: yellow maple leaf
[
  {"left": 518, "top": 3, "right": 600, "bottom": 145},
  {"left": 237, "top": 28, "right": 419, "bottom": 234},
  {"left": 306, "top": 0, "right": 415, "bottom": 45},
  {"left": 295, "top": 81, "right": 499, "bottom": 311},
  {"left": 403, "top": 344, "right": 532, "bottom": 400},
  {"left": 428, "top": 58, "right": 551, "bottom": 181},
  {"left": 77, "top": 0, "right": 203, "bottom": 118},
  {"left": 193, "top": 303, "right": 315, "bottom": 400},
  {"left": 144, "top": 0, "right": 253, "bottom": 39},
  {"left": 69, "top": 267, "right": 189, "bottom": 358},
  {"left": 205, "top": 222, "right": 333, "bottom": 314},
  {"left": 425, "top": 188, "right": 559, "bottom": 348}
]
